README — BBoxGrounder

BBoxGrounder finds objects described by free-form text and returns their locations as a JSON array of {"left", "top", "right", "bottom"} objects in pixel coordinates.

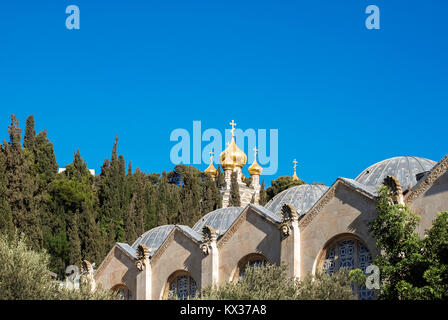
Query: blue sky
[{"left": 0, "top": 0, "right": 447, "bottom": 186}]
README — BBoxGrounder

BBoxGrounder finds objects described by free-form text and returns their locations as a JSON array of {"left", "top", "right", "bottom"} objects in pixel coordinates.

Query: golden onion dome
[
  {"left": 204, "top": 161, "right": 218, "bottom": 178},
  {"left": 248, "top": 160, "right": 262, "bottom": 176},
  {"left": 248, "top": 147, "right": 263, "bottom": 175},
  {"left": 220, "top": 135, "right": 247, "bottom": 170},
  {"left": 204, "top": 150, "right": 218, "bottom": 178}
]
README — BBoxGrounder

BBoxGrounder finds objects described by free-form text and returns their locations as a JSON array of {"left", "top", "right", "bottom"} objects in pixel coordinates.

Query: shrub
[
  {"left": 0, "top": 232, "right": 116, "bottom": 300},
  {"left": 192, "top": 263, "right": 355, "bottom": 300}
]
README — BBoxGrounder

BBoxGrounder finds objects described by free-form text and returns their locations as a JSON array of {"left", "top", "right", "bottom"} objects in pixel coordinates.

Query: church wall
[
  {"left": 300, "top": 184, "right": 378, "bottom": 276},
  {"left": 409, "top": 170, "right": 448, "bottom": 235},
  {"left": 94, "top": 247, "right": 138, "bottom": 299},
  {"left": 217, "top": 208, "right": 281, "bottom": 282},
  {"left": 150, "top": 230, "right": 203, "bottom": 300}
]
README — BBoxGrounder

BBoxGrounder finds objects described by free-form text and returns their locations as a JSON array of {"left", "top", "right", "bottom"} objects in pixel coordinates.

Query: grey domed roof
[
  {"left": 131, "top": 224, "right": 201, "bottom": 256},
  {"left": 132, "top": 225, "right": 175, "bottom": 254},
  {"left": 355, "top": 156, "right": 436, "bottom": 190},
  {"left": 193, "top": 207, "right": 243, "bottom": 236},
  {"left": 265, "top": 184, "right": 329, "bottom": 216}
]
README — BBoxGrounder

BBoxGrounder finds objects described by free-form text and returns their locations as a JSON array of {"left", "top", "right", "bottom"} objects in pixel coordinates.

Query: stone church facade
[{"left": 92, "top": 123, "right": 448, "bottom": 300}]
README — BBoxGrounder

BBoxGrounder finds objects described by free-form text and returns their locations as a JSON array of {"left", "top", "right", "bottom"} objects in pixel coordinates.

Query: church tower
[{"left": 204, "top": 121, "right": 263, "bottom": 207}]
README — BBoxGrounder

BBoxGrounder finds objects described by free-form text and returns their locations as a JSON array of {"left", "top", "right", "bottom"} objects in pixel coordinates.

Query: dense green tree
[
  {"left": 266, "top": 176, "right": 305, "bottom": 201},
  {"left": 215, "top": 165, "right": 225, "bottom": 189},
  {"left": 201, "top": 174, "right": 221, "bottom": 215},
  {"left": 173, "top": 165, "right": 202, "bottom": 226},
  {"left": 229, "top": 171, "right": 241, "bottom": 207},
  {"left": 23, "top": 115, "right": 36, "bottom": 151},
  {"left": 97, "top": 137, "right": 127, "bottom": 249},
  {"left": 0, "top": 151, "right": 13, "bottom": 238},
  {"left": 3, "top": 115, "right": 41, "bottom": 249},
  {"left": 369, "top": 186, "right": 448, "bottom": 300},
  {"left": 259, "top": 179, "right": 267, "bottom": 206},
  {"left": 67, "top": 210, "right": 82, "bottom": 266}
]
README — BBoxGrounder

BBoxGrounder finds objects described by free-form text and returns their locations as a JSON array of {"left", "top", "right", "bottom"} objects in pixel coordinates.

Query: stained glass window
[
  {"left": 239, "top": 258, "right": 266, "bottom": 279},
  {"left": 321, "top": 238, "right": 375, "bottom": 300},
  {"left": 112, "top": 285, "right": 131, "bottom": 300},
  {"left": 169, "top": 274, "right": 197, "bottom": 300}
]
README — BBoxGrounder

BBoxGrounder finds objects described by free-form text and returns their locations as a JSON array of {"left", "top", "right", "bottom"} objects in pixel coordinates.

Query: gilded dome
[
  {"left": 248, "top": 160, "right": 262, "bottom": 175},
  {"left": 204, "top": 161, "right": 218, "bottom": 178},
  {"left": 248, "top": 147, "right": 263, "bottom": 175},
  {"left": 220, "top": 135, "right": 247, "bottom": 170},
  {"left": 204, "top": 150, "right": 218, "bottom": 178}
]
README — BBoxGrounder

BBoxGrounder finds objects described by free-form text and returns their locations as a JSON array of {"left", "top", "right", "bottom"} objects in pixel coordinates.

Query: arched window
[
  {"left": 166, "top": 271, "right": 197, "bottom": 300},
  {"left": 111, "top": 284, "right": 131, "bottom": 300},
  {"left": 319, "top": 236, "right": 375, "bottom": 300},
  {"left": 234, "top": 253, "right": 268, "bottom": 282}
]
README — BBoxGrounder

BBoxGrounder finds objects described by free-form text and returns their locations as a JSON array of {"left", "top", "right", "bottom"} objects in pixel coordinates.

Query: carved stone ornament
[
  {"left": 135, "top": 244, "right": 150, "bottom": 271},
  {"left": 278, "top": 204, "right": 298, "bottom": 237},
  {"left": 281, "top": 203, "right": 298, "bottom": 223},
  {"left": 80, "top": 260, "right": 95, "bottom": 288},
  {"left": 81, "top": 260, "right": 93, "bottom": 276},
  {"left": 383, "top": 175, "right": 404, "bottom": 205},
  {"left": 200, "top": 225, "right": 216, "bottom": 255},
  {"left": 279, "top": 223, "right": 291, "bottom": 237}
]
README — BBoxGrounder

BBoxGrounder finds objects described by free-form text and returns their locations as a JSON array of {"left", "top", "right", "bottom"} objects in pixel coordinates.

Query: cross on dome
[{"left": 229, "top": 120, "right": 236, "bottom": 136}]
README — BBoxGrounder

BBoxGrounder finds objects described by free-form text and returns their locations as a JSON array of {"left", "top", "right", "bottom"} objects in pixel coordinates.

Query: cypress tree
[
  {"left": 125, "top": 193, "right": 138, "bottom": 243},
  {"left": 216, "top": 165, "right": 225, "bottom": 189},
  {"left": 97, "top": 137, "right": 126, "bottom": 249},
  {"left": 133, "top": 169, "right": 147, "bottom": 236},
  {"left": 175, "top": 165, "right": 202, "bottom": 226},
  {"left": 259, "top": 179, "right": 267, "bottom": 206},
  {"left": 0, "top": 150, "right": 13, "bottom": 239},
  {"left": 201, "top": 175, "right": 220, "bottom": 215},
  {"left": 23, "top": 115, "right": 36, "bottom": 151},
  {"left": 68, "top": 210, "right": 82, "bottom": 265},
  {"left": 80, "top": 203, "right": 102, "bottom": 264},
  {"left": 229, "top": 171, "right": 241, "bottom": 207},
  {"left": 3, "top": 115, "right": 41, "bottom": 249}
]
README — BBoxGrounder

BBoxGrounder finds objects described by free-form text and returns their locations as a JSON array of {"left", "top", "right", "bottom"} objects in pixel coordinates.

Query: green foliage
[
  {"left": 0, "top": 232, "right": 116, "bottom": 300},
  {"left": 3, "top": 115, "right": 42, "bottom": 249},
  {"left": 229, "top": 171, "right": 241, "bottom": 207},
  {"left": 259, "top": 179, "right": 267, "bottom": 206},
  {"left": 369, "top": 187, "right": 448, "bottom": 300},
  {"left": 295, "top": 269, "right": 356, "bottom": 300},
  {"left": 349, "top": 269, "right": 367, "bottom": 286},
  {"left": 266, "top": 176, "right": 304, "bottom": 202},
  {"left": 194, "top": 264, "right": 355, "bottom": 300}
]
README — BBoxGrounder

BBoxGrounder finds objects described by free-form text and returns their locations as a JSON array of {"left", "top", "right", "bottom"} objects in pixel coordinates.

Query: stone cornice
[{"left": 405, "top": 153, "right": 448, "bottom": 204}]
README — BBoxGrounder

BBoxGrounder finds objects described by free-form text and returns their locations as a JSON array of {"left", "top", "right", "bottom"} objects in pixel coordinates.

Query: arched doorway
[
  {"left": 164, "top": 270, "right": 198, "bottom": 300},
  {"left": 233, "top": 253, "right": 269, "bottom": 282},
  {"left": 317, "top": 234, "right": 375, "bottom": 300},
  {"left": 111, "top": 284, "right": 131, "bottom": 300}
]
